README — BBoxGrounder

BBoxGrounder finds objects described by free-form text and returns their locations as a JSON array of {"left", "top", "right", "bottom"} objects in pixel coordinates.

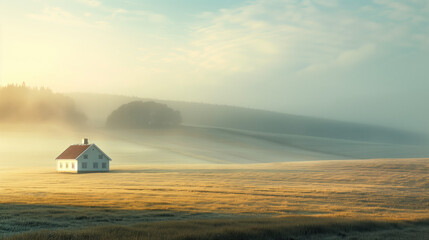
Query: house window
[
  {"left": 82, "top": 162, "right": 87, "bottom": 169},
  {"left": 71, "top": 163, "right": 75, "bottom": 169},
  {"left": 59, "top": 163, "right": 63, "bottom": 168},
  {"left": 99, "top": 154, "right": 103, "bottom": 159},
  {"left": 83, "top": 154, "right": 88, "bottom": 159},
  {"left": 102, "top": 162, "right": 107, "bottom": 168},
  {"left": 93, "top": 162, "right": 98, "bottom": 168},
  {"left": 65, "top": 163, "right": 69, "bottom": 168}
]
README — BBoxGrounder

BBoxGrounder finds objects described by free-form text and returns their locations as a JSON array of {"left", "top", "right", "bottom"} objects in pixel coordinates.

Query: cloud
[
  {"left": 338, "top": 44, "right": 376, "bottom": 65},
  {"left": 159, "top": 1, "right": 289, "bottom": 74},
  {"left": 28, "top": 7, "right": 87, "bottom": 26},
  {"left": 111, "top": 8, "right": 168, "bottom": 23},
  {"left": 149, "top": 0, "right": 428, "bottom": 79},
  {"left": 28, "top": 7, "right": 109, "bottom": 28},
  {"left": 151, "top": 0, "right": 364, "bottom": 76},
  {"left": 298, "top": 44, "right": 377, "bottom": 76},
  {"left": 136, "top": 11, "right": 168, "bottom": 23},
  {"left": 374, "top": 0, "right": 429, "bottom": 21},
  {"left": 313, "top": 0, "right": 338, "bottom": 8},
  {"left": 111, "top": 8, "right": 127, "bottom": 18},
  {"left": 77, "top": 0, "right": 101, "bottom": 7}
]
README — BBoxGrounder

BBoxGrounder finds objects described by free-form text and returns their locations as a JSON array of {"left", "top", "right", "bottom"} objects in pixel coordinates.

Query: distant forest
[
  {"left": 0, "top": 84, "right": 86, "bottom": 125},
  {"left": 68, "top": 93, "right": 428, "bottom": 145},
  {"left": 106, "top": 101, "right": 182, "bottom": 129}
]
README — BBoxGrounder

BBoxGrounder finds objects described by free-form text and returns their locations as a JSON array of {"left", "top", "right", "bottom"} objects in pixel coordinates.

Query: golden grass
[{"left": 1, "top": 158, "right": 428, "bottom": 221}]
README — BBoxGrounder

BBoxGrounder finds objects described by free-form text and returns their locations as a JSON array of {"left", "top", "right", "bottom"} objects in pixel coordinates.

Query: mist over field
[
  {"left": 0, "top": 88, "right": 428, "bottom": 170},
  {"left": 0, "top": 85, "right": 86, "bottom": 125}
]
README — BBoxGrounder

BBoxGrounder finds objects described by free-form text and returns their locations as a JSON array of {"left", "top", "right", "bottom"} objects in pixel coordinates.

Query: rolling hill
[
  {"left": 68, "top": 92, "right": 426, "bottom": 145},
  {"left": 2, "top": 92, "right": 428, "bottom": 170}
]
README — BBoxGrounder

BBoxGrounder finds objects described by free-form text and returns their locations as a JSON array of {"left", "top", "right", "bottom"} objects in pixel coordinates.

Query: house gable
[
  {"left": 76, "top": 144, "right": 111, "bottom": 161},
  {"left": 92, "top": 144, "right": 112, "bottom": 161}
]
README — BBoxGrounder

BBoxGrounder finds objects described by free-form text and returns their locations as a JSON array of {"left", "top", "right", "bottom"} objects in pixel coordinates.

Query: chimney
[{"left": 82, "top": 138, "right": 89, "bottom": 145}]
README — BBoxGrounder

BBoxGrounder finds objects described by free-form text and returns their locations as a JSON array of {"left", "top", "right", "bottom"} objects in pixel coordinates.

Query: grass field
[
  {"left": 3, "top": 217, "right": 429, "bottom": 240},
  {"left": 1, "top": 158, "right": 429, "bottom": 239}
]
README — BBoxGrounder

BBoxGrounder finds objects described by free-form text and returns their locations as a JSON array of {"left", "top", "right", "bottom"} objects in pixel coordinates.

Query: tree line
[{"left": 0, "top": 84, "right": 181, "bottom": 128}]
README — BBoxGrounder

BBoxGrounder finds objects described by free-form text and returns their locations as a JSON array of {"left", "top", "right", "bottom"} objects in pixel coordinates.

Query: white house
[{"left": 56, "top": 138, "right": 112, "bottom": 173}]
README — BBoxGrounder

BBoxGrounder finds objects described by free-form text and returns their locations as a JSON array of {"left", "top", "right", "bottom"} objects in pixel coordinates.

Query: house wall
[
  {"left": 57, "top": 160, "right": 78, "bottom": 173},
  {"left": 76, "top": 144, "right": 110, "bottom": 173}
]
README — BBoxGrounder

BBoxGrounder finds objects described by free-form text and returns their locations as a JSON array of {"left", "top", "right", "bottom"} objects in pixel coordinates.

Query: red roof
[{"left": 56, "top": 145, "right": 91, "bottom": 159}]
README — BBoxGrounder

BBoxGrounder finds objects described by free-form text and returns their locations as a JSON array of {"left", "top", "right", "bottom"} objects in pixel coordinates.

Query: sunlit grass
[{"left": 1, "top": 158, "right": 428, "bottom": 221}]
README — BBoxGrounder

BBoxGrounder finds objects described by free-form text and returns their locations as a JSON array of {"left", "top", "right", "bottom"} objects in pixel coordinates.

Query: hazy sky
[{"left": 1, "top": 0, "right": 428, "bottom": 132}]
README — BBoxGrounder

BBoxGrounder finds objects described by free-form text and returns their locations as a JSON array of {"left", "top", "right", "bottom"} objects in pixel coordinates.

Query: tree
[{"left": 106, "top": 101, "right": 182, "bottom": 129}]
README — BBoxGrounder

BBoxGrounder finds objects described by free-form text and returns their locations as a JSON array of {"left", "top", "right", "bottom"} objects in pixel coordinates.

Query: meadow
[
  {"left": 1, "top": 158, "right": 428, "bottom": 239},
  {"left": 4, "top": 217, "right": 429, "bottom": 240}
]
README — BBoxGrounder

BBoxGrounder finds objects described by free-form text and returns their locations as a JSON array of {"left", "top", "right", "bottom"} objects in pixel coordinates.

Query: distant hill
[
  {"left": 106, "top": 101, "right": 181, "bottom": 129},
  {"left": 67, "top": 92, "right": 426, "bottom": 144},
  {"left": 0, "top": 85, "right": 86, "bottom": 125}
]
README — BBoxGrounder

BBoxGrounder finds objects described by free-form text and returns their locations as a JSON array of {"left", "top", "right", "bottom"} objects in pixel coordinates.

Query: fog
[
  {"left": 68, "top": 93, "right": 428, "bottom": 144},
  {"left": 0, "top": 85, "right": 428, "bottom": 170},
  {"left": 0, "top": 85, "right": 85, "bottom": 125},
  {"left": 1, "top": 1, "right": 429, "bottom": 170},
  {"left": 2, "top": 0, "right": 428, "bottom": 136}
]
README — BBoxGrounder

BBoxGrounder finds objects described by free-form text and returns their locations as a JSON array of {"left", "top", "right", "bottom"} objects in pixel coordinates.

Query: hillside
[
  {"left": 3, "top": 124, "right": 429, "bottom": 169},
  {"left": 1, "top": 92, "right": 426, "bottom": 170},
  {"left": 68, "top": 93, "right": 426, "bottom": 145}
]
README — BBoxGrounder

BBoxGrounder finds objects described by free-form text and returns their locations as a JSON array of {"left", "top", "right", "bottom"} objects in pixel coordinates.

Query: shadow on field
[
  {"left": 0, "top": 203, "right": 238, "bottom": 237},
  {"left": 1, "top": 203, "right": 429, "bottom": 240},
  {"left": 109, "top": 168, "right": 317, "bottom": 174},
  {"left": 109, "top": 169, "right": 166, "bottom": 174}
]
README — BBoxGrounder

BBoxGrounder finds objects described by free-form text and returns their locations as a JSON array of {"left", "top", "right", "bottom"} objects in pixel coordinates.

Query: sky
[{"left": 1, "top": 0, "right": 429, "bottom": 133}]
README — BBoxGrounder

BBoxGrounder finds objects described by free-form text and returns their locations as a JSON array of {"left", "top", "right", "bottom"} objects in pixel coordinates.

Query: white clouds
[
  {"left": 165, "top": 2, "right": 288, "bottom": 73},
  {"left": 156, "top": 0, "right": 366, "bottom": 76},
  {"left": 27, "top": 0, "right": 426, "bottom": 88},
  {"left": 28, "top": 7, "right": 110, "bottom": 29},
  {"left": 124, "top": 0, "right": 429, "bottom": 114},
  {"left": 137, "top": 11, "right": 168, "bottom": 23},
  {"left": 28, "top": 7, "right": 87, "bottom": 26},
  {"left": 111, "top": 8, "right": 127, "bottom": 18},
  {"left": 77, "top": 0, "right": 101, "bottom": 7},
  {"left": 312, "top": 0, "right": 338, "bottom": 8},
  {"left": 111, "top": 8, "right": 168, "bottom": 23},
  {"left": 299, "top": 44, "right": 377, "bottom": 76},
  {"left": 374, "top": 0, "right": 429, "bottom": 22},
  {"left": 29, "top": 1, "right": 168, "bottom": 29},
  {"left": 154, "top": 0, "right": 428, "bottom": 79},
  {"left": 337, "top": 44, "right": 376, "bottom": 66}
]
